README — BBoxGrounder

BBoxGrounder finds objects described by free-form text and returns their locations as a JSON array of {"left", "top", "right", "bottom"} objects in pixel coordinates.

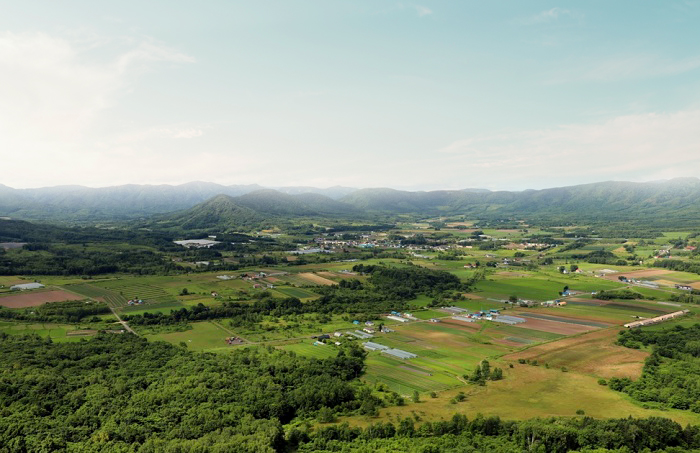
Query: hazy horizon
[
  {"left": 2, "top": 175, "right": 699, "bottom": 194},
  {"left": 2, "top": 1, "right": 699, "bottom": 191}
]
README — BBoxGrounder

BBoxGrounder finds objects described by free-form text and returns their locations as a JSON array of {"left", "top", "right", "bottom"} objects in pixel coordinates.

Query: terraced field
[
  {"left": 91, "top": 280, "right": 178, "bottom": 308},
  {"left": 65, "top": 283, "right": 127, "bottom": 308}
]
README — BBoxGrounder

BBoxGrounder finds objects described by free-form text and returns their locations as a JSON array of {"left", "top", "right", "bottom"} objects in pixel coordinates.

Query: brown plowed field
[
  {"left": 516, "top": 317, "right": 598, "bottom": 335},
  {"left": 503, "top": 328, "right": 648, "bottom": 379},
  {"left": 297, "top": 273, "right": 337, "bottom": 286},
  {"left": 441, "top": 318, "right": 481, "bottom": 330},
  {"left": 0, "top": 290, "right": 82, "bottom": 308}
]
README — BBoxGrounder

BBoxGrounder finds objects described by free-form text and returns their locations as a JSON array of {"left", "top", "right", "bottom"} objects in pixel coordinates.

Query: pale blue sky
[{"left": 1, "top": 1, "right": 699, "bottom": 190}]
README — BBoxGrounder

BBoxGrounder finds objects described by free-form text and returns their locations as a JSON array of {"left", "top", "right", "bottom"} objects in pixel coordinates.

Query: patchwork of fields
[{"left": 3, "top": 246, "right": 700, "bottom": 425}]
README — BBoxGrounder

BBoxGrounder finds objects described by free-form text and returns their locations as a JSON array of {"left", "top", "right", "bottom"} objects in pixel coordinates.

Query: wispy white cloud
[
  {"left": 519, "top": 7, "right": 576, "bottom": 25},
  {"left": 436, "top": 109, "right": 700, "bottom": 189},
  {"left": 171, "top": 128, "right": 203, "bottom": 139},
  {"left": 116, "top": 126, "right": 205, "bottom": 143},
  {"left": 415, "top": 5, "right": 433, "bottom": 17},
  {"left": 552, "top": 54, "right": 700, "bottom": 83},
  {"left": 372, "top": 3, "right": 433, "bottom": 18},
  {"left": 0, "top": 31, "right": 196, "bottom": 188},
  {"left": 0, "top": 31, "right": 194, "bottom": 143}
]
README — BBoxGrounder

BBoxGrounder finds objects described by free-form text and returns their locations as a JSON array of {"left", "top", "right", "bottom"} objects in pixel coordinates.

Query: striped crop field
[
  {"left": 64, "top": 284, "right": 127, "bottom": 308},
  {"left": 91, "top": 280, "right": 177, "bottom": 307}
]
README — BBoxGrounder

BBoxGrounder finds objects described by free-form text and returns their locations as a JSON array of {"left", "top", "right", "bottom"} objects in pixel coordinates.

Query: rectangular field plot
[
  {"left": 65, "top": 284, "right": 127, "bottom": 308},
  {"left": 276, "top": 274, "right": 317, "bottom": 286},
  {"left": 296, "top": 273, "right": 337, "bottom": 286},
  {"left": 0, "top": 290, "right": 85, "bottom": 308},
  {"left": 274, "top": 287, "right": 318, "bottom": 299},
  {"left": 144, "top": 321, "right": 232, "bottom": 351},
  {"left": 511, "top": 316, "right": 599, "bottom": 335},
  {"left": 503, "top": 328, "right": 649, "bottom": 379},
  {"left": 0, "top": 321, "right": 99, "bottom": 343},
  {"left": 90, "top": 280, "right": 177, "bottom": 307},
  {"left": 276, "top": 341, "right": 339, "bottom": 359},
  {"left": 365, "top": 322, "right": 514, "bottom": 382},
  {"left": 516, "top": 313, "right": 611, "bottom": 328},
  {"left": 484, "top": 324, "right": 565, "bottom": 342},
  {"left": 363, "top": 355, "right": 462, "bottom": 394}
]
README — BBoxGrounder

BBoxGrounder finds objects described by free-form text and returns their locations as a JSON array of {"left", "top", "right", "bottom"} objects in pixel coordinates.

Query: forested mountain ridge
[
  {"left": 0, "top": 183, "right": 356, "bottom": 223},
  {"left": 2, "top": 178, "right": 700, "bottom": 226},
  {"left": 340, "top": 177, "right": 700, "bottom": 225},
  {"left": 155, "top": 191, "right": 362, "bottom": 231}
]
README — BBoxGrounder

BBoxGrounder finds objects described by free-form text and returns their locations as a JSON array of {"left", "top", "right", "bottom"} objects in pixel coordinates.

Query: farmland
[
  {"left": 3, "top": 221, "right": 700, "bottom": 437},
  {"left": 0, "top": 289, "right": 84, "bottom": 308}
]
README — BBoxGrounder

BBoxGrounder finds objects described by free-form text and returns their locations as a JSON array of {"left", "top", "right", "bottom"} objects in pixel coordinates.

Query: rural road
[{"left": 109, "top": 307, "right": 138, "bottom": 336}]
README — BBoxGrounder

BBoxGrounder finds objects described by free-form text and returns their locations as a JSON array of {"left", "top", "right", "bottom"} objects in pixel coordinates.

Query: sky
[{"left": 1, "top": 1, "right": 699, "bottom": 191}]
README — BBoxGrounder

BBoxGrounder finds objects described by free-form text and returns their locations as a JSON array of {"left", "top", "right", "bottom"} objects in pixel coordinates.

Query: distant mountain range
[
  {"left": 0, "top": 182, "right": 357, "bottom": 222},
  {"left": 157, "top": 191, "right": 362, "bottom": 231},
  {"left": 2, "top": 178, "right": 700, "bottom": 228}
]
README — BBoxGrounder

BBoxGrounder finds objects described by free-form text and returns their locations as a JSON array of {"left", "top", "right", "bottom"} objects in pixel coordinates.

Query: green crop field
[
  {"left": 64, "top": 283, "right": 127, "bottom": 308},
  {"left": 144, "top": 321, "right": 234, "bottom": 352},
  {"left": 0, "top": 321, "right": 98, "bottom": 342},
  {"left": 276, "top": 340, "right": 339, "bottom": 359},
  {"left": 277, "top": 274, "right": 316, "bottom": 287},
  {"left": 90, "top": 279, "right": 178, "bottom": 308},
  {"left": 274, "top": 286, "right": 318, "bottom": 299}
]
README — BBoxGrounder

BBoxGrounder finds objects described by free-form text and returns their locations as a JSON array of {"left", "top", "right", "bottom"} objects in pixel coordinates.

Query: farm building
[
  {"left": 363, "top": 342, "right": 389, "bottom": 351},
  {"left": 676, "top": 284, "right": 693, "bottom": 291},
  {"left": 383, "top": 348, "right": 418, "bottom": 360},
  {"left": 638, "top": 280, "right": 659, "bottom": 289},
  {"left": 386, "top": 315, "right": 409, "bottom": 323},
  {"left": 491, "top": 315, "right": 526, "bottom": 325},
  {"left": 174, "top": 239, "right": 220, "bottom": 248},
  {"left": 429, "top": 318, "right": 441, "bottom": 323},
  {"left": 452, "top": 315, "right": 475, "bottom": 323},
  {"left": 442, "top": 306, "right": 469, "bottom": 314},
  {"left": 347, "top": 330, "right": 373, "bottom": 339},
  {"left": 10, "top": 283, "right": 45, "bottom": 291},
  {"left": 624, "top": 310, "right": 689, "bottom": 328}
]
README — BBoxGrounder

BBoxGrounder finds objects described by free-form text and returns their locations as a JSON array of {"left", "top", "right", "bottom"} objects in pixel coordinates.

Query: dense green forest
[
  {"left": 611, "top": 324, "right": 700, "bottom": 411},
  {"left": 653, "top": 259, "right": 700, "bottom": 276},
  {"left": 301, "top": 415, "right": 700, "bottom": 453},
  {"left": 0, "top": 299, "right": 110, "bottom": 323},
  {"left": 0, "top": 219, "right": 183, "bottom": 276},
  {"left": 0, "top": 334, "right": 366, "bottom": 452},
  {"left": 3, "top": 334, "right": 700, "bottom": 452}
]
